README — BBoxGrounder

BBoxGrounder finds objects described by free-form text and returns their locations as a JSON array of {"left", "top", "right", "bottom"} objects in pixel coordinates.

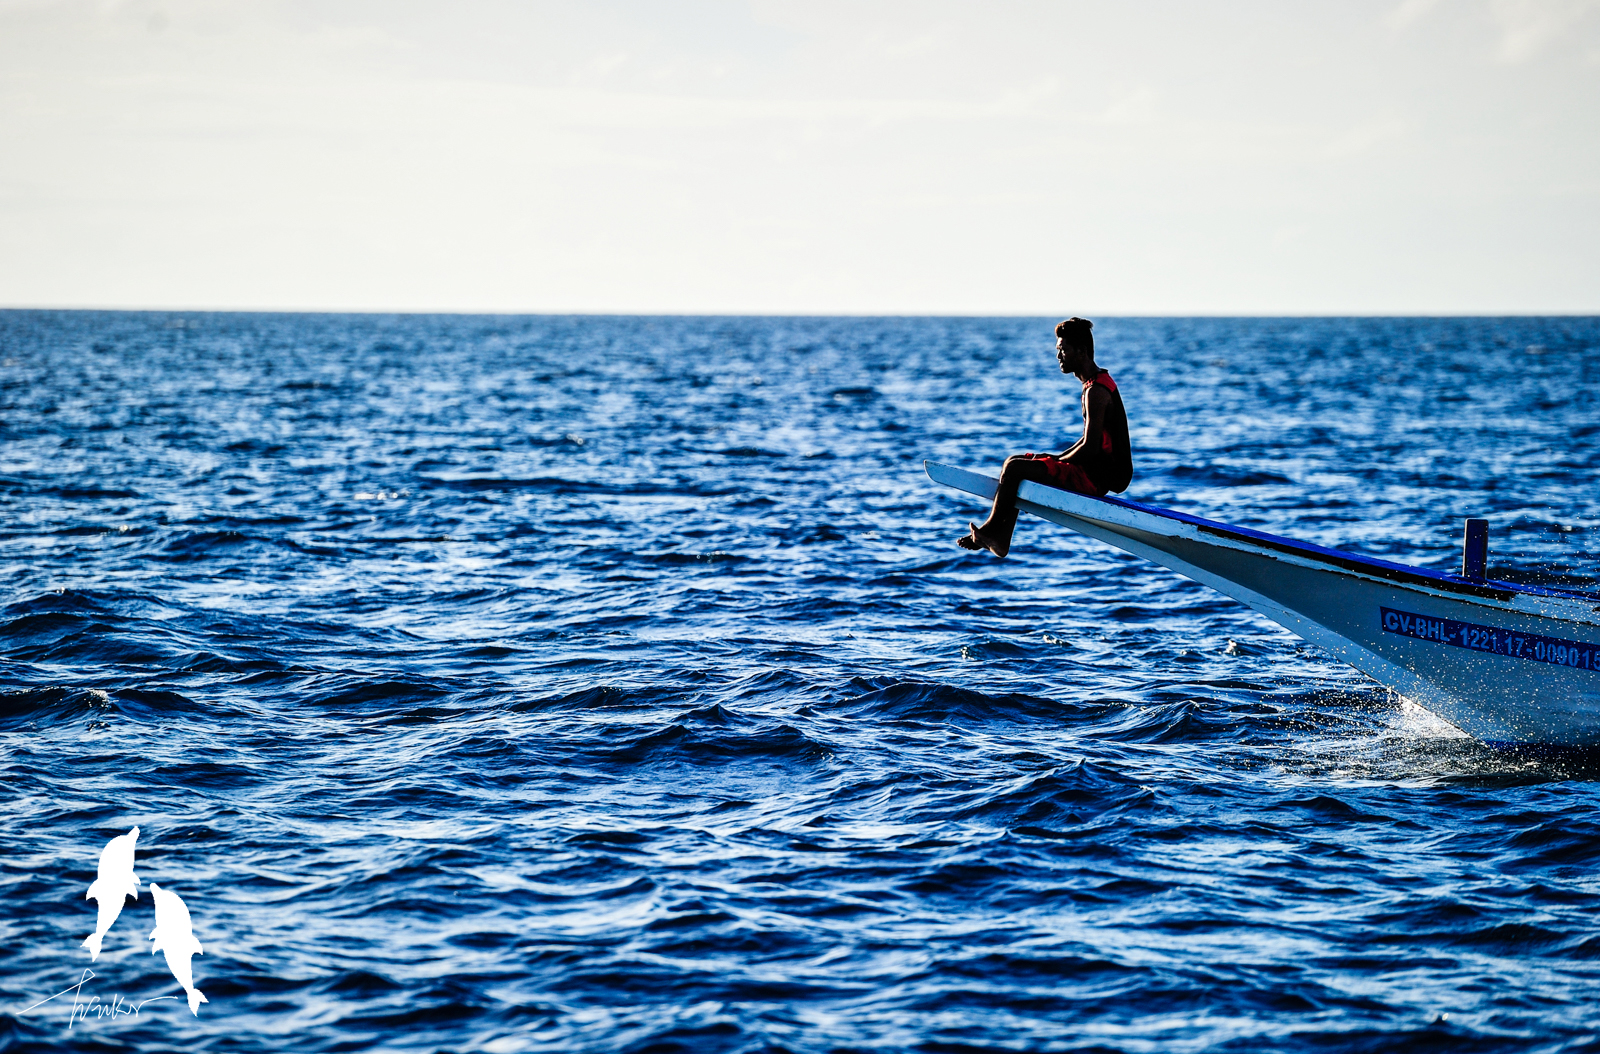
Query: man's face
[{"left": 1055, "top": 337, "right": 1085, "bottom": 374}]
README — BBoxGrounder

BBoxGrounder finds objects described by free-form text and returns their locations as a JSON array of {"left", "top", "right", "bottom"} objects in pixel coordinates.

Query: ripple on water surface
[{"left": 1, "top": 312, "right": 1599, "bottom": 1052}]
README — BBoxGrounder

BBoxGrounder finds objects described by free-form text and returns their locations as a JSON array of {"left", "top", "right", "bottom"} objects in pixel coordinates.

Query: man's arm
[{"left": 1061, "top": 385, "right": 1110, "bottom": 463}]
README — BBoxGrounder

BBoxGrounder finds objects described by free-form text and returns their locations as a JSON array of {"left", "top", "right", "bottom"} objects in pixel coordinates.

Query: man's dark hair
[{"left": 1055, "top": 316, "right": 1094, "bottom": 356}]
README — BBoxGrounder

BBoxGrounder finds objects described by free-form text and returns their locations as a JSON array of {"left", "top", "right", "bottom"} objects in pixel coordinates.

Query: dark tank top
[{"left": 1080, "top": 371, "right": 1133, "bottom": 494}]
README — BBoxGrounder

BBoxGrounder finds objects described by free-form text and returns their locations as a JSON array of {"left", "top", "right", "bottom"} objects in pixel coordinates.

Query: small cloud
[
  {"left": 587, "top": 52, "right": 629, "bottom": 78},
  {"left": 1322, "top": 116, "right": 1407, "bottom": 158},
  {"left": 880, "top": 30, "right": 945, "bottom": 58},
  {"left": 1490, "top": 0, "right": 1600, "bottom": 63},
  {"left": 1098, "top": 86, "right": 1159, "bottom": 125},
  {"left": 1386, "top": 0, "right": 1445, "bottom": 32},
  {"left": 1273, "top": 223, "right": 1310, "bottom": 248},
  {"left": 992, "top": 75, "right": 1061, "bottom": 115}
]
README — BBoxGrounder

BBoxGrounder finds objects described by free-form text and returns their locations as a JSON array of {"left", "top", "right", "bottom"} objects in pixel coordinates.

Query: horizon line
[{"left": 3, "top": 306, "right": 1599, "bottom": 320}]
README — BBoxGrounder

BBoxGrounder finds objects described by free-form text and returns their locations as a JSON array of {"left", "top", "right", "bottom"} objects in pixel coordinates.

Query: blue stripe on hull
[{"left": 1089, "top": 493, "right": 1598, "bottom": 604}]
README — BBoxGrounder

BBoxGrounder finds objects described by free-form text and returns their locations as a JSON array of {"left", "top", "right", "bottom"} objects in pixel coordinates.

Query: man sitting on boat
[{"left": 958, "top": 316, "right": 1133, "bottom": 558}]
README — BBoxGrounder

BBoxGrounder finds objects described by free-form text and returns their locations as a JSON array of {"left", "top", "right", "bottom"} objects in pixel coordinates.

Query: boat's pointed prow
[
  {"left": 925, "top": 460, "right": 997, "bottom": 501},
  {"left": 925, "top": 460, "right": 1600, "bottom": 748}
]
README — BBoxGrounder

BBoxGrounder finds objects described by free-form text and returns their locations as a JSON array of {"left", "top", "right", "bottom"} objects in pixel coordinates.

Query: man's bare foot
[{"left": 957, "top": 522, "right": 1009, "bottom": 558}]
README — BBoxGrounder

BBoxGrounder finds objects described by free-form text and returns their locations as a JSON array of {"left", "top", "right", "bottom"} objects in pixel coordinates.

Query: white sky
[{"left": 1, "top": 0, "right": 1598, "bottom": 314}]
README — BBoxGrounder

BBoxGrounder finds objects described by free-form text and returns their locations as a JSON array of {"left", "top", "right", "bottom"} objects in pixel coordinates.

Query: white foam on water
[{"left": 1388, "top": 695, "right": 1473, "bottom": 740}]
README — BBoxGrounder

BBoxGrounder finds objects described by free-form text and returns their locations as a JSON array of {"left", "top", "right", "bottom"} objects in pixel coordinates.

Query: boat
[{"left": 926, "top": 461, "right": 1600, "bottom": 747}]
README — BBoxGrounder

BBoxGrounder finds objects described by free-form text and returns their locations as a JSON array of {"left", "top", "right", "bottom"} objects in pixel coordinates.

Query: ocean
[{"left": 2, "top": 311, "right": 1599, "bottom": 1053}]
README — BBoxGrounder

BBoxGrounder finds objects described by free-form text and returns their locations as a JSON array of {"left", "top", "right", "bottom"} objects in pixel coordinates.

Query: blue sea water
[{"left": 1, "top": 311, "right": 1599, "bottom": 1054}]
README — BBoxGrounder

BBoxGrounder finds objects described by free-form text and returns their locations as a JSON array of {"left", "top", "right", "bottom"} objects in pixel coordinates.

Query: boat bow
[{"left": 927, "top": 460, "right": 1600, "bottom": 746}]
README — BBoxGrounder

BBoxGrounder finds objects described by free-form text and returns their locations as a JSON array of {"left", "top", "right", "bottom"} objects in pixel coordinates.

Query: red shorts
[{"left": 1019, "top": 453, "right": 1104, "bottom": 496}]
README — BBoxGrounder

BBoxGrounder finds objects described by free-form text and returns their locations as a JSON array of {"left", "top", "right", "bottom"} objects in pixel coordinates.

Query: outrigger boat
[{"left": 927, "top": 461, "right": 1600, "bottom": 748}]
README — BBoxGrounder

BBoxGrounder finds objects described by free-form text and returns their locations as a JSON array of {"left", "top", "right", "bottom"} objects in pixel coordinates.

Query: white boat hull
[{"left": 927, "top": 461, "right": 1600, "bottom": 747}]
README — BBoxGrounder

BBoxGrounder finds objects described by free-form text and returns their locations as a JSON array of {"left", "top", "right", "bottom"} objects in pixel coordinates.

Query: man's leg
[{"left": 957, "top": 455, "right": 1054, "bottom": 558}]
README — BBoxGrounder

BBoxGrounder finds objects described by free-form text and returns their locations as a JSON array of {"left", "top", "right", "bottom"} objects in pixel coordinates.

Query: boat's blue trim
[{"left": 1071, "top": 491, "right": 1599, "bottom": 604}]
